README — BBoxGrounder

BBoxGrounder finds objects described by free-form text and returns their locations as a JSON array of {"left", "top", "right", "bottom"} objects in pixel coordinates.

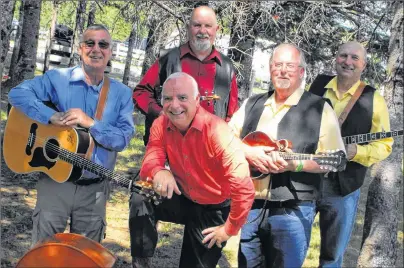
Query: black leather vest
[
  {"left": 309, "top": 74, "right": 375, "bottom": 196},
  {"left": 241, "top": 91, "right": 326, "bottom": 200}
]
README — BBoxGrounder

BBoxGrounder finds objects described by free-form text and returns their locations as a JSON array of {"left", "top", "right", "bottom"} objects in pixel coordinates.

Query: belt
[
  {"left": 73, "top": 177, "right": 104, "bottom": 186},
  {"left": 252, "top": 199, "right": 314, "bottom": 209}
]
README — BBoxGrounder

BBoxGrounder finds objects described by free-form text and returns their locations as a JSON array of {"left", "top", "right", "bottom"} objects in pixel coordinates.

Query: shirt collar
[
  {"left": 180, "top": 42, "right": 222, "bottom": 65},
  {"left": 70, "top": 65, "right": 104, "bottom": 92},
  {"left": 166, "top": 106, "right": 205, "bottom": 132},
  {"left": 264, "top": 84, "right": 305, "bottom": 107},
  {"left": 325, "top": 76, "right": 361, "bottom": 96}
]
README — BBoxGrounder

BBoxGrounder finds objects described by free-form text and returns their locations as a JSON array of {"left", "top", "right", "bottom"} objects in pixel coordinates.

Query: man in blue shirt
[{"left": 8, "top": 24, "right": 135, "bottom": 245}]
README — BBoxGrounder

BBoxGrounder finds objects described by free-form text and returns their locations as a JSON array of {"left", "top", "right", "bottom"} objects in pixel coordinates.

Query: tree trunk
[
  {"left": 141, "top": 14, "right": 158, "bottom": 77},
  {"left": 87, "top": 1, "right": 96, "bottom": 27},
  {"left": 69, "top": 0, "right": 87, "bottom": 67},
  {"left": 0, "top": 0, "right": 16, "bottom": 80},
  {"left": 10, "top": 0, "right": 42, "bottom": 88},
  {"left": 43, "top": 1, "right": 58, "bottom": 73},
  {"left": 227, "top": 2, "right": 261, "bottom": 103},
  {"left": 357, "top": 2, "right": 403, "bottom": 267},
  {"left": 123, "top": 18, "right": 137, "bottom": 86},
  {"left": 8, "top": 0, "right": 25, "bottom": 80}
]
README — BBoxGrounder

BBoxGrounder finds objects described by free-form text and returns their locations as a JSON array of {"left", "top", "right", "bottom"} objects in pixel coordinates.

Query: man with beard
[
  {"left": 133, "top": 5, "right": 238, "bottom": 146},
  {"left": 228, "top": 43, "right": 346, "bottom": 267},
  {"left": 8, "top": 24, "right": 135, "bottom": 245},
  {"left": 129, "top": 72, "right": 254, "bottom": 268},
  {"left": 309, "top": 41, "right": 393, "bottom": 267}
]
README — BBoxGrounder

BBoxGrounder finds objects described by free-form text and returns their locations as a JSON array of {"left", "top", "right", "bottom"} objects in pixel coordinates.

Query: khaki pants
[{"left": 31, "top": 174, "right": 110, "bottom": 246}]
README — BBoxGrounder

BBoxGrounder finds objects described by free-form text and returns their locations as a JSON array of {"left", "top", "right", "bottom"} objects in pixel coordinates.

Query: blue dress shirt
[{"left": 8, "top": 66, "right": 135, "bottom": 178}]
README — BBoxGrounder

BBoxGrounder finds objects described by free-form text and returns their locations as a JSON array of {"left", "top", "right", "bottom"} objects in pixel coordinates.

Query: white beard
[{"left": 192, "top": 39, "right": 211, "bottom": 52}]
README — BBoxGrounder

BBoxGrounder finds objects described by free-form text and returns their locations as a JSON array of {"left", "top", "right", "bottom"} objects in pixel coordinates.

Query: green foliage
[{"left": 95, "top": 6, "right": 132, "bottom": 41}]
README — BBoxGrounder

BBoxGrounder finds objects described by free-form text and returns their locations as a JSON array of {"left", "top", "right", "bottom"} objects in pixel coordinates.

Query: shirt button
[{"left": 184, "top": 155, "right": 188, "bottom": 159}]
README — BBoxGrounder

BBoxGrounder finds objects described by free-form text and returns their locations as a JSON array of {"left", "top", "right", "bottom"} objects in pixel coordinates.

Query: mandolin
[
  {"left": 3, "top": 107, "right": 161, "bottom": 204},
  {"left": 243, "top": 131, "right": 347, "bottom": 180}
]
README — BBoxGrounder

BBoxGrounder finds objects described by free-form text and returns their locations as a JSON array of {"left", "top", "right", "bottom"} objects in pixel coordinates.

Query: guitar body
[
  {"left": 3, "top": 107, "right": 90, "bottom": 183},
  {"left": 16, "top": 233, "right": 116, "bottom": 268}
]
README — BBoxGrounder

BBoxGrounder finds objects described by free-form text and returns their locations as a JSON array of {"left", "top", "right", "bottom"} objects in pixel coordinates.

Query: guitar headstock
[
  {"left": 133, "top": 180, "right": 163, "bottom": 205},
  {"left": 317, "top": 150, "right": 347, "bottom": 172}
]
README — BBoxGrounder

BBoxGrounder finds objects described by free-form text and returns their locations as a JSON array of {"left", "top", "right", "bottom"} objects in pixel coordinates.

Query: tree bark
[
  {"left": 69, "top": 0, "right": 87, "bottom": 67},
  {"left": 141, "top": 14, "right": 158, "bottom": 77},
  {"left": 0, "top": 0, "right": 16, "bottom": 80},
  {"left": 43, "top": 1, "right": 58, "bottom": 73},
  {"left": 87, "top": 1, "right": 96, "bottom": 27},
  {"left": 10, "top": 0, "right": 42, "bottom": 88},
  {"left": 8, "top": 0, "right": 25, "bottom": 80},
  {"left": 357, "top": 1, "right": 403, "bottom": 267},
  {"left": 123, "top": 17, "right": 137, "bottom": 86},
  {"left": 227, "top": 2, "right": 261, "bottom": 103}
]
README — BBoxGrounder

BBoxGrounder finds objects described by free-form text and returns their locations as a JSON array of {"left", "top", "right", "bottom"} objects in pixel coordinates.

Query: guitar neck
[
  {"left": 279, "top": 152, "right": 323, "bottom": 161},
  {"left": 57, "top": 149, "right": 129, "bottom": 187},
  {"left": 343, "top": 130, "right": 403, "bottom": 145}
]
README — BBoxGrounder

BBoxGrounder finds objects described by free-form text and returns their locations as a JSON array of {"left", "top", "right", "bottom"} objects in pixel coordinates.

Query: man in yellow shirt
[
  {"left": 229, "top": 43, "right": 346, "bottom": 268},
  {"left": 309, "top": 41, "right": 393, "bottom": 267}
]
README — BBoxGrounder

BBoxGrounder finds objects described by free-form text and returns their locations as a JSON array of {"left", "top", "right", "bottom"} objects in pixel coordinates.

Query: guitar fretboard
[
  {"left": 343, "top": 130, "right": 403, "bottom": 145},
  {"left": 51, "top": 145, "right": 131, "bottom": 187}
]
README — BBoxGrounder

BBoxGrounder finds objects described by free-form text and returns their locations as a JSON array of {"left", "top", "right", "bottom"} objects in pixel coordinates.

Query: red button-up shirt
[
  {"left": 133, "top": 42, "right": 239, "bottom": 121},
  {"left": 140, "top": 107, "right": 254, "bottom": 235}
]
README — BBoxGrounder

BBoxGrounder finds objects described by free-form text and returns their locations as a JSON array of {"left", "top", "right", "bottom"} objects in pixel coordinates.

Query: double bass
[{"left": 16, "top": 233, "right": 116, "bottom": 267}]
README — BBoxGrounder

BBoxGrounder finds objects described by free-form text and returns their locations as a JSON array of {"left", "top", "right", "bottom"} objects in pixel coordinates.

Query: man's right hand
[
  {"left": 243, "top": 144, "right": 275, "bottom": 174},
  {"left": 49, "top": 112, "right": 66, "bottom": 126},
  {"left": 153, "top": 169, "right": 181, "bottom": 199}
]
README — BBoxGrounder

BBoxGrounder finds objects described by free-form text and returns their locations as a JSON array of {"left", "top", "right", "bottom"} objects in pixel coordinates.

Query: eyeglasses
[
  {"left": 272, "top": 62, "right": 301, "bottom": 72},
  {"left": 81, "top": 40, "right": 110, "bottom": 49}
]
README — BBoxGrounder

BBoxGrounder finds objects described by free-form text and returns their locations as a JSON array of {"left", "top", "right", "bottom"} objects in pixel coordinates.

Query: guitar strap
[
  {"left": 338, "top": 81, "right": 366, "bottom": 127},
  {"left": 84, "top": 76, "right": 111, "bottom": 160}
]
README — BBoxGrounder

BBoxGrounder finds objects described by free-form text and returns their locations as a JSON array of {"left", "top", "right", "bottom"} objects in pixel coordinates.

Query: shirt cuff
[
  {"left": 224, "top": 220, "right": 240, "bottom": 236},
  {"left": 351, "top": 144, "right": 367, "bottom": 164}
]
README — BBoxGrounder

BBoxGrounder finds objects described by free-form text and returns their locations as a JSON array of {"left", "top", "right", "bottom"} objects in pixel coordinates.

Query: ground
[{"left": 0, "top": 93, "right": 402, "bottom": 267}]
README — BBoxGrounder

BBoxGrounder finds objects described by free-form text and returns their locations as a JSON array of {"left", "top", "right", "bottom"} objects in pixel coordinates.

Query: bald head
[
  {"left": 188, "top": 6, "right": 219, "bottom": 53},
  {"left": 190, "top": 6, "right": 217, "bottom": 25},
  {"left": 338, "top": 41, "right": 367, "bottom": 63},
  {"left": 335, "top": 41, "right": 367, "bottom": 81}
]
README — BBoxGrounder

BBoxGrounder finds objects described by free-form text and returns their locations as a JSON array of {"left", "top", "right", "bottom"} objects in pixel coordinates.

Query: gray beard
[
  {"left": 275, "top": 79, "right": 291, "bottom": 89},
  {"left": 192, "top": 39, "right": 211, "bottom": 52}
]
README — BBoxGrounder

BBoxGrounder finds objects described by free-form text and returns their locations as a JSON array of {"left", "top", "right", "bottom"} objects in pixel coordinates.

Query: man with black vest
[
  {"left": 229, "top": 43, "right": 346, "bottom": 268},
  {"left": 309, "top": 41, "right": 393, "bottom": 267},
  {"left": 133, "top": 5, "right": 238, "bottom": 145}
]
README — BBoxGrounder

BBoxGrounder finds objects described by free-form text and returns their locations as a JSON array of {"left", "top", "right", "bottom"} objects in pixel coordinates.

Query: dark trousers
[{"left": 129, "top": 191, "right": 230, "bottom": 268}]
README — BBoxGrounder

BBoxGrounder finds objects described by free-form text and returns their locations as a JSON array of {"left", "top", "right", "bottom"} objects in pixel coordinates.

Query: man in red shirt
[
  {"left": 129, "top": 72, "right": 254, "bottom": 268},
  {"left": 133, "top": 5, "right": 239, "bottom": 145}
]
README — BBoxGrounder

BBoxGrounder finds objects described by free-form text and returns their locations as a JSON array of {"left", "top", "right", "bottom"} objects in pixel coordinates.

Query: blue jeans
[
  {"left": 316, "top": 189, "right": 360, "bottom": 267},
  {"left": 238, "top": 201, "right": 316, "bottom": 268}
]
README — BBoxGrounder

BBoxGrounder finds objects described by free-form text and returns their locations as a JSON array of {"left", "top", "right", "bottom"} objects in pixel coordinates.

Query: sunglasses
[{"left": 81, "top": 40, "right": 110, "bottom": 49}]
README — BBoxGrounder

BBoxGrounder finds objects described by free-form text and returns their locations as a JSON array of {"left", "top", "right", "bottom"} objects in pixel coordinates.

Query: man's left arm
[
  {"left": 89, "top": 87, "right": 135, "bottom": 152},
  {"left": 225, "top": 74, "right": 239, "bottom": 122},
  {"left": 350, "top": 92, "right": 394, "bottom": 166},
  {"left": 215, "top": 124, "right": 255, "bottom": 235}
]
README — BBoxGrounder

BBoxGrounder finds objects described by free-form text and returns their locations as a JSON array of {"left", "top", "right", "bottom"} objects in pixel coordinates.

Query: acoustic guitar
[
  {"left": 3, "top": 107, "right": 161, "bottom": 204},
  {"left": 242, "top": 131, "right": 347, "bottom": 180},
  {"left": 16, "top": 233, "right": 116, "bottom": 267}
]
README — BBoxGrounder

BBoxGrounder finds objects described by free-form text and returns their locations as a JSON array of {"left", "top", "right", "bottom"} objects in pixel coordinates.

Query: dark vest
[
  {"left": 143, "top": 46, "right": 235, "bottom": 145},
  {"left": 309, "top": 74, "right": 375, "bottom": 196},
  {"left": 241, "top": 91, "right": 326, "bottom": 201}
]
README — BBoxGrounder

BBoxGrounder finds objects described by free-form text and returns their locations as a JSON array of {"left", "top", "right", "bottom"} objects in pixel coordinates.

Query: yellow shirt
[
  {"left": 323, "top": 77, "right": 393, "bottom": 167},
  {"left": 229, "top": 86, "right": 346, "bottom": 199}
]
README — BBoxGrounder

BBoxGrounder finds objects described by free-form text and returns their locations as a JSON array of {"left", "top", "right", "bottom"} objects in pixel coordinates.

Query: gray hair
[
  {"left": 161, "top": 72, "right": 199, "bottom": 105},
  {"left": 269, "top": 43, "right": 307, "bottom": 69},
  {"left": 80, "top": 24, "right": 111, "bottom": 43}
]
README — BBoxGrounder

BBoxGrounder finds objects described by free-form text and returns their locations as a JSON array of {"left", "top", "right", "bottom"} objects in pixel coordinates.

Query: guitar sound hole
[{"left": 45, "top": 139, "right": 60, "bottom": 160}]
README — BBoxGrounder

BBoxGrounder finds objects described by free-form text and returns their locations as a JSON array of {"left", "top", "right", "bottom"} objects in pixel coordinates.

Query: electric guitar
[
  {"left": 343, "top": 130, "right": 403, "bottom": 145},
  {"left": 242, "top": 131, "right": 347, "bottom": 180},
  {"left": 3, "top": 107, "right": 161, "bottom": 205}
]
